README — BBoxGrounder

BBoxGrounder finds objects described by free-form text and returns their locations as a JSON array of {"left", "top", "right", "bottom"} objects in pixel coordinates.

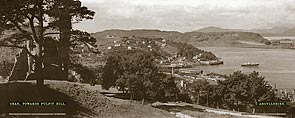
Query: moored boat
[
  {"left": 209, "top": 60, "right": 224, "bottom": 65},
  {"left": 199, "top": 60, "right": 224, "bottom": 65},
  {"left": 240, "top": 62, "right": 259, "bottom": 67}
]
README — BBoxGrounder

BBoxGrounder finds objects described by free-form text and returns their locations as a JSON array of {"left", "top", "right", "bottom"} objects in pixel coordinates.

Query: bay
[{"left": 181, "top": 47, "right": 295, "bottom": 89}]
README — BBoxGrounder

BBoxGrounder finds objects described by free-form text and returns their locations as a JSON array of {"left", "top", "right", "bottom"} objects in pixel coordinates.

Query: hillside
[
  {"left": 90, "top": 35, "right": 220, "bottom": 64},
  {"left": 250, "top": 27, "right": 295, "bottom": 36},
  {"left": 194, "top": 26, "right": 244, "bottom": 33},
  {"left": 0, "top": 80, "right": 175, "bottom": 118},
  {"left": 0, "top": 80, "right": 262, "bottom": 118},
  {"left": 181, "top": 32, "right": 269, "bottom": 47},
  {"left": 92, "top": 29, "right": 270, "bottom": 47},
  {"left": 195, "top": 26, "right": 295, "bottom": 36},
  {"left": 91, "top": 29, "right": 182, "bottom": 47}
]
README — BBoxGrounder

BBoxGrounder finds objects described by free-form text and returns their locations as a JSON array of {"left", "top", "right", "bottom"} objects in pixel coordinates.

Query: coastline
[
  {"left": 181, "top": 46, "right": 295, "bottom": 89},
  {"left": 196, "top": 45, "right": 295, "bottom": 50}
]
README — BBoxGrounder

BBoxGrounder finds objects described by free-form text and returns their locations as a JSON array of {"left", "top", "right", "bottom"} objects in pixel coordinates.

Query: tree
[
  {"left": 199, "top": 52, "right": 217, "bottom": 61},
  {"left": 46, "top": 0, "right": 95, "bottom": 80},
  {"left": 157, "top": 75, "right": 179, "bottom": 102},
  {"left": 247, "top": 71, "right": 275, "bottom": 113},
  {"left": 186, "top": 79, "right": 210, "bottom": 105},
  {"left": 102, "top": 50, "right": 158, "bottom": 100},
  {"left": 0, "top": 0, "right": 47, "bottom": 85},
  {"left": 101, "top": 50, "right": 179, "bottom": 102},
  {"left": 101, "top": 55, "right": 121, "bottom": 90},
  {"left": 0, "top": 0, "right": 95, "bottom": 85},
  {"left": 68, "top": 62, "right": 97, "bottom": 85},
  {"left": 248, "top": 71, "right": 274, "bottom": 102},
  {"left": 216, "top": 71, "right": 276, "bottom": 112},
  {"left": 208, "top": 85, "right": 222, "bottom": 108}
]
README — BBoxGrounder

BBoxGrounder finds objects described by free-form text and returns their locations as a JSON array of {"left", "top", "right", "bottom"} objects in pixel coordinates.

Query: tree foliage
[
  {"left": 199, "top": 52, "right": 217, "bottom": 61},
  {"left": 69, "top": 63, "right": 98, "bottom": 85},
  {"left": 101, "top": 50, "right": 178, "bottom": 101},
  {"left": 186, "top": 79, "right": 210, "bottom": 104},
  {"left": 215, "top": 71, "right": 276, "bottom": 111},
  {"left": 167, "top": 41, "right": 217, "bottom": 60},
  {"left": 183, "top": 71, "right": 277, "bottom": 112},
  {"left": 0, "top": 61, "right": 14, "bottom": 78},
  {"left": 0, "top": 0, "right": 95, "bottom": 85}
]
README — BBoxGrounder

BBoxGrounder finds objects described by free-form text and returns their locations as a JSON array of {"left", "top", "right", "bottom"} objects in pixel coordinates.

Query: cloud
[{"left": 74, "top": 0, "right": 295, "bottom": 32}]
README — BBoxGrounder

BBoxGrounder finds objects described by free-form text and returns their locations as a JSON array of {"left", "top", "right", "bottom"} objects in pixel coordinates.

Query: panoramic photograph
[{"left": 0, "top": 0, "right": 294, "bottom": 117}]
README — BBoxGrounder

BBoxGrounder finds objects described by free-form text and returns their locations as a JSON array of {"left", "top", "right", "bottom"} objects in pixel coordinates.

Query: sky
[{"left": 73, "top": 0, "right": 295, "bottom": 33}]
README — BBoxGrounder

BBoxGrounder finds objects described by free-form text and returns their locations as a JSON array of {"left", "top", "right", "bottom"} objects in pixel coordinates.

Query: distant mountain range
[
  {"left": 194, "top": 26, "right": 295, "bottom": 36},
  {"left": 193, "top": 26, "right": 244, "bottom": 33},
  {"left": 91, "top": 29, "right": 270, "bottom": 47}
]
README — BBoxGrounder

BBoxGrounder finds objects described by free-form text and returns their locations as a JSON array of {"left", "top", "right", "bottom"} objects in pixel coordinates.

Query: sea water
[{"left": 181, "top": 47, "right": 295, "bottom": 89}]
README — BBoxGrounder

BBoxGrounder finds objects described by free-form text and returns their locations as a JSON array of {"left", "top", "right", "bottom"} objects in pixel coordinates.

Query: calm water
[{"left": 181, "top": 47, "right": 295, "bottom": 89}]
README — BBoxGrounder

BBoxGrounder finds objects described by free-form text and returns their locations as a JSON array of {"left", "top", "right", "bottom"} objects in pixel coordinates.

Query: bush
[
  {"left": 264, "top": 41, "right": 271, "bottom": 45},
  {"left": 69, "top": 63, "right": 99, "bottom": 85},
  {"left": 0, "top": 60, "right": 14, "bottom": 78},
  {"left": 200, "top": 52, "right": 217, "bottom": 60}
]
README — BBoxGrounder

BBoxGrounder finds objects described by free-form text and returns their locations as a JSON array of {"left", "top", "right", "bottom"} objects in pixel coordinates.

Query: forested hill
[
  {"left": 94, "top": 36, "right": 217, "bottom": 61},
  {"left": 92, "top": 29, "right": 270, "bottom": 47}
]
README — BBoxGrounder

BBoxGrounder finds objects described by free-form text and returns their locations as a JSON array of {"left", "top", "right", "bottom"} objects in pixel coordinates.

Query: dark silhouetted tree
[
  {"left": 101, "top": 50, "right": 179, "bottom": 102},
  {"left": 0, "top": 0, "right": 95, "bottom": 85},
  {"left": 216, "top": 71, "right": 276, "bottom": 112}
]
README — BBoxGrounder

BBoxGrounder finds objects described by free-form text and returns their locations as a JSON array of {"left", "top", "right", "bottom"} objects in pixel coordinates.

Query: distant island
[{"left": 195, "top": 26, "right": 295, "bottom": 37}]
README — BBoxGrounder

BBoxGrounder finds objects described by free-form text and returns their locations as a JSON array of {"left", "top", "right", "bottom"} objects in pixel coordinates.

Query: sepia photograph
[{"left": 0, "top": 0, "right": 294, "bottom": 117}]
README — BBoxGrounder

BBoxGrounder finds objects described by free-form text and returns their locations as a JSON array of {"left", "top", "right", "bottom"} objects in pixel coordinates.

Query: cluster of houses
[
  {"left": 271, "top": 39, "right": 295, "bottom": 48},
  {"left": 274, "top": 88, "right": 295, "bottom": 102},
  {"left": 104, "top": 35, "right": 224, "bottom": 68},
  {"left": 161, "top": 53, "right": 223, "bottom": 68},
  {"left": 73, "top": 43, "right": 101, "bottom": 58},
  {"left": 106, "top": 36, "right": 168, "bottom": 52},
  {"left": 171, "top": 70, "right": 226, "bottom": 89}
]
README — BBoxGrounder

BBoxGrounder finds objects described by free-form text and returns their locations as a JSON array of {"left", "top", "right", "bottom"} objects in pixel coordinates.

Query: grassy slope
[
  {"left": 0, "top": 80, "right": 264, "bottom": 118},
  {"left": 0, "top": 80, "right": 175, "bottom": 118}
]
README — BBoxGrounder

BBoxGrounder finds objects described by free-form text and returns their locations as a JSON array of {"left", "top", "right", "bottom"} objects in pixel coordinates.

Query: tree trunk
[
  {"left": 252, "top": 107, "right": 256, "bottom": 114},
  {"left": 141, "top": 92, "right": 145, "bottom": 105},
  {"left": 207, "top": 93, "right": 209, "bottom": 106},
  {"left": 59, "top": 13, "right": 71, "bottom": 80},
  {"left": 130, "top": 92, "right": 133, "bottom": 101},
  {"left": 141, "top": 98, "right": 145, "bottom": 105},
  {"left": 237, "top": 98, "right": 239, "bottom": 112},
  {"left": 253, "top": 99, "right": 257, "bottom": 114},
  {"left": 197, "top": 91, "right": 200, "bottom": 105},
  {"left": 36, "top": 0, "right": 44, "bottom": 86},
  {"left": 35, "top": 43, "right": 44, "bottom": 86}
]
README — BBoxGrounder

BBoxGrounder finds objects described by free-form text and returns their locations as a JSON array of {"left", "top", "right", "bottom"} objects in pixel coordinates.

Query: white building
[
  {"left": 127, "top": 46, "right": 132, "bottom": 50},
  {"left": 114, "top": 43, "right": 121, "bottom": 47}
]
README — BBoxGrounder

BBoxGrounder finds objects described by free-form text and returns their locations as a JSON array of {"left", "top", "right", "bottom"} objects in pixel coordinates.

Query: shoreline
[
  {"left": 196, "top": 45, "right": 295, "bottom": 50},
  {"left": 176, "top": 46, "right": 295, "bottom": 89}
]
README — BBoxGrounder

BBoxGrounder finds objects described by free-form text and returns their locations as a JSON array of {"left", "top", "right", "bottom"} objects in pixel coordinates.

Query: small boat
[
  {"left": 240, "top": 62, "right": 259, "bottom": 67},
  {"left": 199, "top": 60, "right": 224, "bottom": 65},
  {"left": 209, "top": 60, "right": 224, "bottom": 65}
]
